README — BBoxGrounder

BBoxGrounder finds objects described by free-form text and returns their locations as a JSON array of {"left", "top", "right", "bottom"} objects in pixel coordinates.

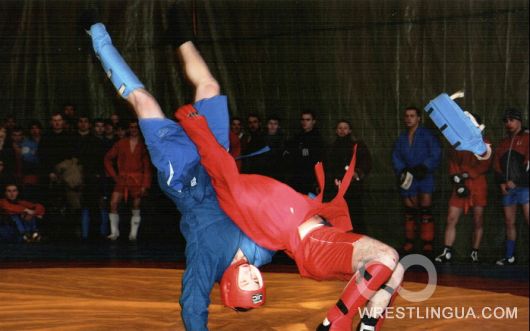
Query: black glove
[
  {"left": 410, "top": 165, "right": 428, "bottom": 180},
  {"left": 316, "top": 323, "right": 330, "bottom": 331},
  {"left": 450, "top": 172, "right": 469, "bottom": 184},
  {"left": 455, "top": 183, "right": 469, "bottom": 198},
  {"left": 166, "top": 2, "right": 196, "bottom": 48}
]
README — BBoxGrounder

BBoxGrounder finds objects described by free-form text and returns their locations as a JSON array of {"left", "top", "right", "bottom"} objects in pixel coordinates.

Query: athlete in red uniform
[
  {"left": 435, "top": 132, "right": 492, "bottom": 263},
  {"left": 104, "top": 120, "right": 152, "bottom": 240},
  {"left": 175, "top": 105, "right": 404, "bottom": 330}
]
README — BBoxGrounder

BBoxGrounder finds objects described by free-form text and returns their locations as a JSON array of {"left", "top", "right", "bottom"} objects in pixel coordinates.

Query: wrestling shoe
[
  {"left": 470, "top": 250, "right": 479, "bottom": 263},
  {"left": 23, "top": 233, "right": 32, "bottom": 242},
  {"left": 107, "top": 233, "right": 119, "bottom": 241},
  {"left": 31, "top": 232, "right": 41, "bottom": 242},
  {"left": 435, "top": 247, "right": 452, "bottom": 263},
  {"left": 496, "top": 256, "right": 515, "bottom": 266}
]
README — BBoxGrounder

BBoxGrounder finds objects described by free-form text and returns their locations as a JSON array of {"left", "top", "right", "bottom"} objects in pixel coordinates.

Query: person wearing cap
[
  {"left": 84, "top": 14, "right": 274, "bottom": 331},
  {"left": 435, "top": 113, "right": 493, "bottom": 264},
  {"left": 493, "top": 108, "right": 529, "bottom": 265}
]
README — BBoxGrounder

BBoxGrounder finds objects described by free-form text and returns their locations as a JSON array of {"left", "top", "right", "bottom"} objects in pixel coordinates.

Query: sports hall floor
[{"left": 0, "top": 240, "right": 527, "bottom": 330}]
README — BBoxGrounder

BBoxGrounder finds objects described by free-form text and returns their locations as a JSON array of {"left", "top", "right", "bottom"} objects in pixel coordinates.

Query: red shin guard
[
  {"left": 326, "top": 262, "right": 394, "bottom": 330},
  {"left": 420, "top": 220, "right": 434, "bottom": 242},
  {"left": 404, "top": 218, "right": 416, "bottom": 240}
]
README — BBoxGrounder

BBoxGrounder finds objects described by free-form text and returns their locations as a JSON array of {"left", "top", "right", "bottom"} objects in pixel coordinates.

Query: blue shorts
[
  {"left": 139, "top": 95, "right": 229, "bottom": 191},
  {"left": 399, "top": 175, "right": 435, "bottom": 197},
  {"left": 502, "top": 187, "right": 530, "bottom": 206}
]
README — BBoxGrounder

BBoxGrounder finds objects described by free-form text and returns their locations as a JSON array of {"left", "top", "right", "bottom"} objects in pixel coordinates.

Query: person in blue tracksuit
[
  {"left": 392, "top": 107, "right": 441, "bottom": 255},
  {"left": 86, "top": 21, "right": 273, "bottom": 331}
]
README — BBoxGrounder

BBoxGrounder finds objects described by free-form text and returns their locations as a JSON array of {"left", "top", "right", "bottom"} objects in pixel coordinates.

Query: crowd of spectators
[{"left": 0, "top": 104, "right": 527, "bottom": 266}]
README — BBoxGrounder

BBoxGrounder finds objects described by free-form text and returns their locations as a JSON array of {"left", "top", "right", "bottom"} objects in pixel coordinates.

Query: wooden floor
[{"left": 0, "top": 267, "right": 527, "bottom": 330}]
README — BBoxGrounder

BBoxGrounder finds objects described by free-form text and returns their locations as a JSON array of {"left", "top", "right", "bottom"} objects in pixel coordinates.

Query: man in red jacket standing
[
  {"left": 104, "top": 120, "right": 152, "bottom": 241},
  {"left": 493, "top": 108, "right": 529, "bottom": 265}
]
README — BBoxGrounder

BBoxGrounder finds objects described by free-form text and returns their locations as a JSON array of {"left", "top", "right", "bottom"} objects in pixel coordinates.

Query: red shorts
[
  {"left": 295, "top": 226, "right": 363, "bottom": 281},
  {"left": 449, "top": 180, "right": 487, "bottom": 209},
  {"left": 113, "top": 175, "right": 144, "bottom": 200}
]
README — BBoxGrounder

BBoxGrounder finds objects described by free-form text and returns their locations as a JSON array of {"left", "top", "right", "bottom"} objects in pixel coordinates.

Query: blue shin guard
[
  {"left": 89, "top": 23, "right": 144, "bottom": 98},
  {"left": 424, "top": 93, "right": 486, "bottom": 155}
]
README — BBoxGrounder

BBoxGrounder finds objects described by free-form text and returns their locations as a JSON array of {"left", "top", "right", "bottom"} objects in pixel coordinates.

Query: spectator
[
  {"left": 110, "top": 112, "right": 120, "bottom": 127},
  {"left": 93, "top": 118, "right": 106, "bottom": 139},
  {"left": 392, "top": 106, "right": 441, "bottom": 255},
  {"left": 72, "top": 115, "right": 106, "bottom": 240},
  {"left": 435, "top": 114, "right": 492, "bottom": 263},
  {"left": 0, "top": 127, "right": 16, "bottom": 176},
  {"left": 493, "top": 108, "right": 529, "bottom": 265},
  {"left": 0, "top": 158, "right": 10, "bottom": 195},
  {"left": 38, "top": 112, "right": 73, "bottom": 183},
  {"left": 325, "top": 120, "right": 372, "bottom": 233},
  {"left": 229, "top": 116, "right": 243, "bottom": 171},
  {"left": 285, "top": 110, "right": 325, "bottom": 194},
  {"left": 104, "top": 120, "right": 152, "bottom": 241},
  {"left": 20, "top": 120, "right": 43, "bottom": 201},
  {"left": 241, "top": 113, "right": 267, "bottom": 174},
  {"left": 2, "top": 114, "right": 17, "bottom": 138},
  {"left": 10, "top": 127, "right": 25, "bottom": 182},
  {"left": 0, "top": 182, "right": 45, "bottom": 242},
  {"left": 93, "top": 118, "right": 111, "bottom": 235},
  {"left": 103, "top": 119, "right": 117, "bottom": 147},
  {"left": 262, "top": 115, "right": 286, "bottom": 181},
  {"left": 115, "top": 122, "right": 128, "bottom": 139},
  {"left": 62, "top": 102, "right": 78, "bottom": 133}
]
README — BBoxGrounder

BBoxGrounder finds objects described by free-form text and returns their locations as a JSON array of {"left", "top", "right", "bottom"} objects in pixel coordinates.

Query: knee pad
[
  {"left": 420, "top": 207, "right": 433, "bottom": 222},
  {"left": 404, "top": 207, "right": 418, "bottom": 221}
]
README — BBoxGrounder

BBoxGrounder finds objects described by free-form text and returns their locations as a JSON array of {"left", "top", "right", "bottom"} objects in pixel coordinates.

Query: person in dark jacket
[
  {"left": 285, "top": 110, "right": 325, "bottom": 194},
  {"left": 325, "top": 120, "right": 372, "bottom": 233}
]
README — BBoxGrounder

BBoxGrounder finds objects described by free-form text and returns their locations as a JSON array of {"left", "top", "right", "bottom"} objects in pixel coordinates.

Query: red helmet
[{"left": 220, "top": 259, "right": 266, "bottom": 310}]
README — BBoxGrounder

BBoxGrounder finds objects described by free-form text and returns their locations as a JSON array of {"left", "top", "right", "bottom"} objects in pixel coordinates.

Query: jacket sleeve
[
  {"left": 492, "top": 142, "right": 503, "bottom": 183},
  {"left": 355, "top": 140, "right": 372, "bottom": 179},
  {"left": 391, "top": 138, "right": 406, "bottom": 175},
  {"left": 180, "top": 245, "right": 218, "bottom": 331},
  {"left": 448, "top": 149, "right": 461, "bottom": 176},
  {"left": 17, "top": 201, "right": 45, "bottom": 217},
  {"left": 104, "top": 141, "right": 119, "bottom": 180},
  {"left": 0, "top": 200, "right": 26, "bottom": 215},
  {"left": 466, "top": 139, "right": 493, "bottom": 179},
  {"left": 32, "top": 203, "right": 45, "bottom": 217}
]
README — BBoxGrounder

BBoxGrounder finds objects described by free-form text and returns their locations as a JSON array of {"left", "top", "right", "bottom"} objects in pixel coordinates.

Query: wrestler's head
[{"left": 220, "top": 259, "right": 265, "bottom": 311}]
